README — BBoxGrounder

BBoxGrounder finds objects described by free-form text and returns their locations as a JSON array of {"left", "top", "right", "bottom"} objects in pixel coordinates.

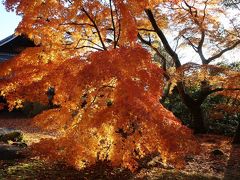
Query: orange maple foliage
[
  {"left": 30, "top": 47, "right": 198, "bottom": 171},
  {"left": 0, "top": 46, "right": 198, "bottom": 171},
  {"left": 3, "top": 0, "right": 173, "bottom": 53},
  {"left": 0, "top": 0, "right": 199, "bottom": 171}
]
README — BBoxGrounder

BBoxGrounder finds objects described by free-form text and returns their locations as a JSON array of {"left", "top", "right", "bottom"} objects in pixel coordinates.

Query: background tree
[{"left": 138, "top": 0, "right": 240, "bottom": 133}]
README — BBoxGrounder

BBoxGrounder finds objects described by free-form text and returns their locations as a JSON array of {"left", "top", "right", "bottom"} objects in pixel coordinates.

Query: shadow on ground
[
  {"left": 224, "top": 144, "right": 240, "bottom": 180},
  {"left": 0, "top": 159, "right": 134, "bottom": 180},
  {"left": 0, "top": 157, "right": 223, "bottom": 180}
]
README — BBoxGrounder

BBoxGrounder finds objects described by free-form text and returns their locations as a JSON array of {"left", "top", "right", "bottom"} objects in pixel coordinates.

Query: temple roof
[{"left": 0, "top": 34, "right": 35, "bottom": 62}]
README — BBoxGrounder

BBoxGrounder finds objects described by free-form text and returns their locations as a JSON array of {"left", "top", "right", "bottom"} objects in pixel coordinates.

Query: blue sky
[{"left": 0, "top": 3, "right": 21, "bottom": 40}]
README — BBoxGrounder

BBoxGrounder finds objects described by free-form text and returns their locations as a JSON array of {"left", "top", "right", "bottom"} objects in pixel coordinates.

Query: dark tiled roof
[
  {"left": 0, "top": 53, "right": 16, "bottom": 62},
  {"left": 0, "top": 34, "right": 17, "bottom": 46},
  {"left": 0, "top": 34, "right": 35, "bottom": 62},
  {"left": 0, "top": 34, "right": 35, "bottom": 54}
]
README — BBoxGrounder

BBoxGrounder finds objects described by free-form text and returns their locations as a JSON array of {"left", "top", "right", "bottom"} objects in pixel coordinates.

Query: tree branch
[
  {"left": 197, "top": 31, "right": 208, "bottom": 64},
  {"left": 201, "top": 0, "right": 208, "bottom": 25},
  {"left": 79, "top": 38, "right": 104, "bottom": 49},
  {"left": 144, "top": 8, "right": 198, "bottom": 108},
  {"left": 138, "top": 33, "right": 169, "bottom": 73},
  {"left": 206, "top": 40, "right": 240, "bottom": 63},
  {"left": 60, "top": 22, "right": 94, "bottom": 27},
  {"left": 197, "top": 87, "right": 240, "bottom": 104},
  {"left": 137, "top": 28, "right": 155, "bottom": 32},
  {"left": 75, "top": 45, "right": 104, "bottom": 51},
  {"left": 145, "top": 9, "right": 181, "bottom": 68},
  {"left": 82, "top": 8, "right": 107, "bottom": 50},
  {"left": 182, "top": 35, "right": 198, "bottom": 52},
  {"left": 115, "top": 9, "right": 121, "bottom": 46},
  {"left": 110, "top": 0, "right": 117, "bottom": 48}
]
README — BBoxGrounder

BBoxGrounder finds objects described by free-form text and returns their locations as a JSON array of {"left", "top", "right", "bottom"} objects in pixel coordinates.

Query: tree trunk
[
  {"left": 176, "top": 83, "right": 207, "bottom": 134},
  {"left": 233, "top": 123, "right": 240, "bottom": 144},
  {"left": 189, "top": 105, "right": 206, "bottom": 134}
]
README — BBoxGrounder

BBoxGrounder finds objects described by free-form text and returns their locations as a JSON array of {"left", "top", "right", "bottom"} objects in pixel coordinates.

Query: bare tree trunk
[
  {"left": 176, "top": 83, "right": 207, "bottom": 134},
  {"left": 233, "top": 123, "right": 240, "bottom": 144},
  {"left": 189, "top": 105, "right": 206, "bottom": 134}
]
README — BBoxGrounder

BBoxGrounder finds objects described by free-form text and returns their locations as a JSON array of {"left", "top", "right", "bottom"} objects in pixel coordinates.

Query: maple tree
[
  {"left": 0, "top": 0, "right": 200, "bottom": 171},
  {"left": 0, "top": 46, "right": 199, "bottom": 170},
  {"left": 137, "top": 0, "right": 240, "bottom": 134}
]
